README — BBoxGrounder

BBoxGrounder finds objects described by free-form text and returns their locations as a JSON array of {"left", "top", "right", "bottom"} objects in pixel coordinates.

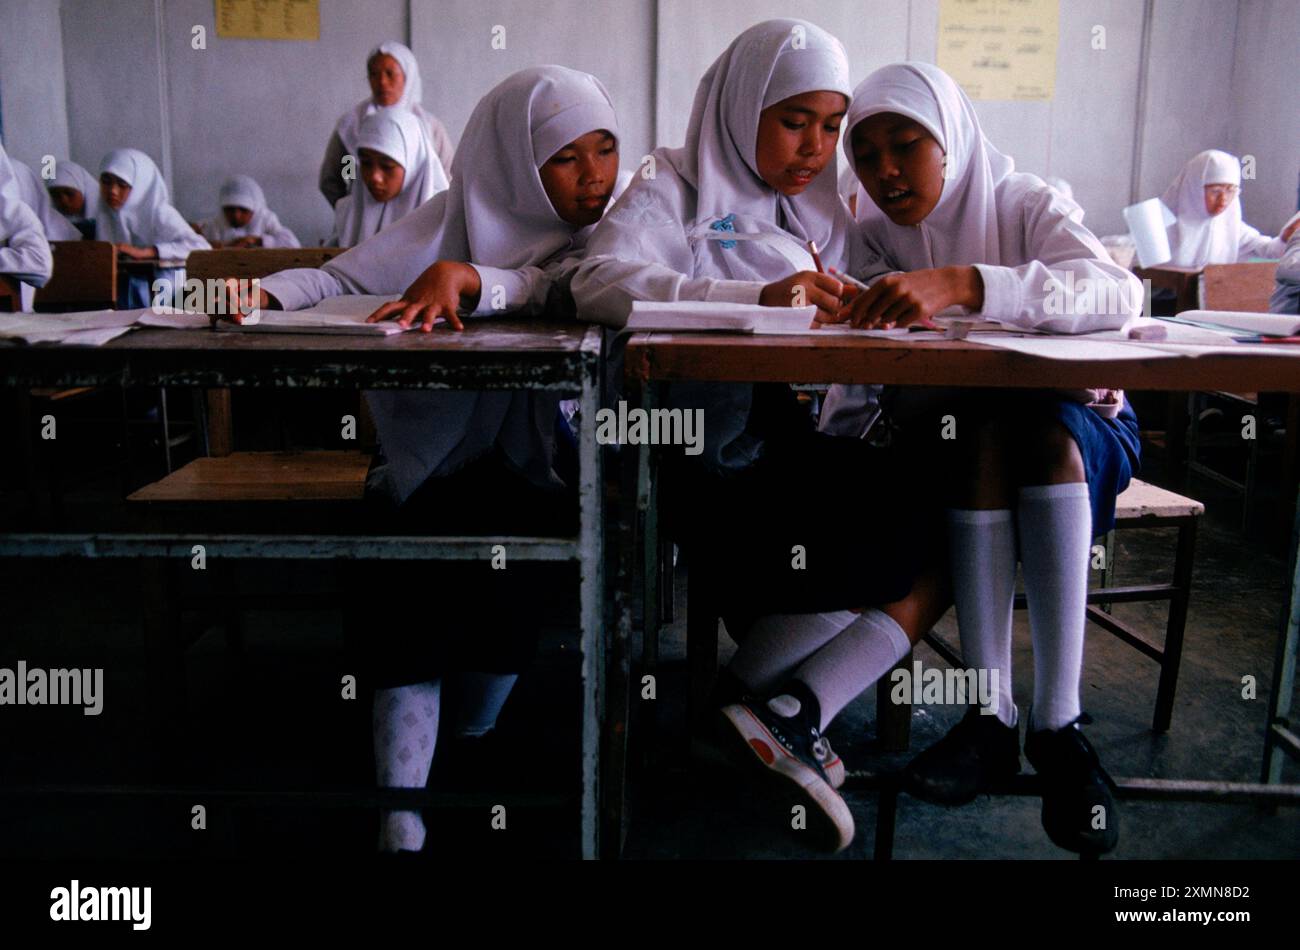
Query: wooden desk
[
  {"left": 1135, "top": 264, "right": 1203, "bottom": 313},
  {"left": 0, "top": 320, "right": 607, "bottom": 858},
  {"left": 619, "top": 331, "right": 1300, "bottom": 835}
]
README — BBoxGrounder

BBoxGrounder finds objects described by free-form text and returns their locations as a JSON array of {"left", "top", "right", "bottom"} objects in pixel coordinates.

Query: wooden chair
[
  {"left": 32, "top": 241, "right": 117, "bottom": 312},
  {"left": 0, "top": 274, "right": 20, "bottom": 312},
  {"left": 1185, "top": 261, "right": 1281, "bottom": 529},
  {"left": 185, "top": 247, "right": 347, "bottom": 456},
  {"left": 671, "top": 478, "right": 1203, "bottom": 750}
]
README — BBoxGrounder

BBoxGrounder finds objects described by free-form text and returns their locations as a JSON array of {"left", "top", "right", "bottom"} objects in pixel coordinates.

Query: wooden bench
[
  {"left": 127, "top": 450, "right": 371, "bottom": 503},
  {"left": 33, "top": 241, "right": 117, "bottom": 312}
]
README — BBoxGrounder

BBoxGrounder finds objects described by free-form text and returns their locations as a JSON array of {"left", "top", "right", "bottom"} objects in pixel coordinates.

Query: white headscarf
[
  {"left": 844, "top": 61, "right": 1016, "bottom": 270},
  {"left": 327, "top": 64, "right": 617, "bottom": 288},
  {"left": 200, "top": 174, "right": 292, "bottom": 244},
  {"left": 332, "top": 108, "right": 448, "bottom": 246},
  {"left": 95, "top": 148, "right": 175, "bottom": 246},
  {"left": 676, "top": 17, "right": 853, "bottom": 282},
  {"left": 335, "top": 41, "right": 426, "bottom": 155},
  {"left": 12, "top": 160, "right": 80, "bottom": 240},
  {"left": 0, "top": 143, "right": 25, "bottom": 210},
  {"left": 322, "top": 65, "right": 620, "bottom": 504},
  {"left": 49, "top": 159, "right": 99, "bottom": 222},
  {"left": 1161, "top": 149, "right": 1247, "bottom": 266}
]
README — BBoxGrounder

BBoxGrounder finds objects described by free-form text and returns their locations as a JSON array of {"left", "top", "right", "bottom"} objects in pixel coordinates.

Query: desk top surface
[{"left": 624, "top": 332, "right": 1300, "bottom": 393}]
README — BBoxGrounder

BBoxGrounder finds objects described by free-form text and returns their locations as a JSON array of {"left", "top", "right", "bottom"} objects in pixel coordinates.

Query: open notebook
[{"left": 137, "top": 295, "right": 415, "bottom": 336}]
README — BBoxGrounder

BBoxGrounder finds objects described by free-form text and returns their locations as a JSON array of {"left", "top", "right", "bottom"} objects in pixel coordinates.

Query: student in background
[
  {"left": 318, "top": 42, "right": 456, "bottom": 208},
  {"left": 573, "top": 20, "right": 951, "bottom": 854},
  {"left": 198, "top": 175, "right": 300, "bottom": 249},
  {"left": 1270, "top": 220, "right": 1300, "bottom": 313},
  {"left": 46, "top": 159, "right": 99, "bottom": 239},
  {"left": 0, "top": 144, "right": 53, "bottom": 310},
  {"left": 226, "top": 66, "right": 621, "bottom": 855},
  {"left": 97, "top": 148, "right": 210, "bottom": 308},
  {"left": 12, "top": 158, "right": 80, "bottom": 241},
  {"left": 328, "top": 109, "right": 448, "bottom": 247},
  {"left": 822, "top": 62, "right": 1142, "bottom": 856},
  {"left": 1162, "top": 149, "right": 1300, "bottom": 266}
]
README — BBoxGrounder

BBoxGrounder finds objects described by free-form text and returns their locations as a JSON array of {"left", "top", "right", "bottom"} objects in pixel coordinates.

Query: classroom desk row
[{"left": 1, "top": 316, "right": 1298, "bottom": 857}]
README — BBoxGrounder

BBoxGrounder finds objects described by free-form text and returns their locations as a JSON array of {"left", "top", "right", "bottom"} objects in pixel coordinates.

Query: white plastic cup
[{"left": 1123, "top": 197, "right": 1174, "bottom": 268}]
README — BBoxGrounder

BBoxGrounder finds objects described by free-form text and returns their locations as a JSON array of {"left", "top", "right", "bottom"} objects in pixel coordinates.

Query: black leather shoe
[
  {"left": 1024, "top": 718, "right": 1120, "bottom": 855},
  {"left": 902, "top": 706, "right": 1020, "bottom": 805}
]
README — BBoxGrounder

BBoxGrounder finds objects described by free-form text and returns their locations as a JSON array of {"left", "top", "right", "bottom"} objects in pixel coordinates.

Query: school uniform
[
  {"left": 48, "top": 159, "right": 99, "bottom": 239},
  {"left": 12, "top": 159, "right": 80, "bottom": 242},
  {"left": 0, "top": 145, "right": 53, "bottom": 310},
  {"left": 1162, "top": 149, "right": 1286, "bottom": 266},
  {"left": 261, "top": 65, "right": 620, "bottom": 683},
  {"left": 95, "top": 149, "right": 210, "bottom": 308},
  {"left": 327, "top": 109, "right": 448, "bottom": 247},
  {"left": 823, "top": 63, "right": 1142, "bottom": 537},
  {"left": 1270, "top": 229, "right": 1300, "bottom": 314},
  {"left": 318, "top": 42, "right": 456, "bottom": 208},
  {"left": 572, "top": 21, "right": 928, "bottom": 623},
  {"left": 198, "top": 176, "right": 301, "bottom": 248}
]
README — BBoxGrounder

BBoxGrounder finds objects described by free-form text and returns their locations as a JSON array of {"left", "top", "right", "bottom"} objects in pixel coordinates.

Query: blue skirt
[{"left": 1052, "top": 397, "right": 1141, "bottom": 535}]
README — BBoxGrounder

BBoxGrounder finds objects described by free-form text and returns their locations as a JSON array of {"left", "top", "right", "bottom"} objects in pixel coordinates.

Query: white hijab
[
  {"left": 202, "top": 175, "right": 280, "bottom": 241},
  {"left": 1161, "top": 149, "right": 1247, "bottom": 267},
  {"left": 333, "top": 109, "right": 448, "bottom": 246},
  {"left": 95, "top": 148, "right": 176, "bottom": 246},
  {"left": 13, "top": 160, "right": 80, "bottom": 240},
  {"left": 335, "top": 41, "right": 427, "bottom": 155},
  {"left": 674, "top": 17, "right": 853, "bottom": 282},
  {"left": 844, "top": 61, "right": 1016, "bottom": 270},
  {"left": 325, "top": 65, "right": 619, "bottom": 505},
  {"left": 50, "top": 159, "right": 100, "bottom": 222}
]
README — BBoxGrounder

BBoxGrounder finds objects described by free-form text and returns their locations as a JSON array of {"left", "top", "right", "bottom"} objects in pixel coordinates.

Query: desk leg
[
  {"left": 1262, "top": 479, "right": 1300, "bottom": 783},
  {"left": 1167, "top": 392, "right": 1189, "bottom": 477},
  {"left": 579, "top": 358, "right": 606, "bottom": 860}
]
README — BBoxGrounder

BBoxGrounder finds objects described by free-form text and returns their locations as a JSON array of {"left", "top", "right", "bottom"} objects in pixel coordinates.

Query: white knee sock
[
  {"left": 726, "top": 610, "right": 860, "bottom": 694},
  {"left": 791, "top": 609, "right": 913, "bottom": 731},
  {"left": 948, "top": 509, "right": 1019, "bottom": 727},
  {"left": 373, "top": 680, "right": 441, "bottom": 852},
  {"left": 1017, "top": 483, "right": 1091, "bottom": 731},
  {"left": 453, "top": 672, "right": 518, "bottom": 738}
]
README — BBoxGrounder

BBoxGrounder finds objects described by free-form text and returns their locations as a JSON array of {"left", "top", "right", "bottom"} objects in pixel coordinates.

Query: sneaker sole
[
  {"left": 719, "top": 704, "right": 855, "bottom": 852},
  {"left": 693, "top": 729, "right": 846, "bottom": 790}
]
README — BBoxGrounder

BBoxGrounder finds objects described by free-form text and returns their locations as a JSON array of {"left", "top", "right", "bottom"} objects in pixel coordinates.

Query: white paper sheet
[{"left": 0, "top": 309, "right": 140, "bottom": 346}]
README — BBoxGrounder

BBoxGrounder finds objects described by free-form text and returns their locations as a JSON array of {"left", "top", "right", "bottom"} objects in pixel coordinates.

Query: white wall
[
  {"left": 0, "top": 0, "right": 70, "bottom": 167},
  {"left": 1229, "top": 0, "right": 1300, "bottom": 234},
  {"left": 7, "top": 0, "right": 1296, "bottom": 246}
]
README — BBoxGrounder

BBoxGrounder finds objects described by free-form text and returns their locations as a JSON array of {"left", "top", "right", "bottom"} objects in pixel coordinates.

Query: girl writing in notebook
[
  {"left": 327, "top": 109, "right": 448, "bottom": 247},
  {"left": 96, "top": 149, "right": 210, "bottom": 308},
  {"left": 198, "top": 175, "right": 300, "bottom": 249},
  {"left": 573, "top": 19, "right": 950, "bottom": 854},
  {"left": 225, "top": 66, "right": 621, "bottom": 854},
  {"left": 822, "top": 62, "right": 1143, "bottom": 855}
]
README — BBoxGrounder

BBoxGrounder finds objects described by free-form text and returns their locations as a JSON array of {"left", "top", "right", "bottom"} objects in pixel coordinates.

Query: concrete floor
[{"left": 1, "top": 440, "right": 1297, "bottom": 860}]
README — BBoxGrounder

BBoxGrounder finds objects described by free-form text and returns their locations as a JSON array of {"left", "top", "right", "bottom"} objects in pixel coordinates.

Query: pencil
[
  {"left": 828, "top": 266, "right": 869, "bottom": 290},
  {"left": 807, "top": 240, "right": 825, "bottom": 274}
]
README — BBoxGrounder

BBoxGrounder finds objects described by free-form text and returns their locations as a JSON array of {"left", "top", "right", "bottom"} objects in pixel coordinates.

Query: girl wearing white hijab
[
  {"left": 198, "top": 175, "right": 300, "bottom": 249},
  {"left": 574, "top": 20, "right": 950, "bottom": 854},
  {"left": 327, "top": 109, "right": 448, "bottom": 247},
  {"left": 0, "top": 144, "right": 53, "bottom": 310},
  {"left": 47, "top": 159, "right": 100, "bottom": 239},
  {"left": 249, "top": 65, "right": 620, "bottom": 855},
  {"left": 824, "top": 62, "right": 1139, "bottom": 856},
  {"left": 1161, "top": 149, "right": 1297, "bottom": 267},
  {"left": 97, "top": 148, "right": 210, "bottom": 308},
  {"left": 318, "top": 41, "right": 456, "bottom": 208},
  {"left": 12, "top": 159, "right": 80, "bottom": 241}
]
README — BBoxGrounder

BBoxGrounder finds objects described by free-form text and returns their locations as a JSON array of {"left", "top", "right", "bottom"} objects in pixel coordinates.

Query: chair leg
[
  {"left": 1099, "top": 529, "right": 1117, "bottom": 615},
  {"left": 1153, "top": 517, "right": 1198, "bottom": 733},
  {"left": 876, "top": 651, "right": 913, "bottom": 752}
]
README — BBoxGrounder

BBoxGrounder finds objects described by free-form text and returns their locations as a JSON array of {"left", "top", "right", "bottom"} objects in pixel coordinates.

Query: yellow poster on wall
[
  {"left": 937, "top": 0, "right": 1059, "bottom": 101},
  {"left": 214, "top": 0, "right": 320, "bottom": 41}
]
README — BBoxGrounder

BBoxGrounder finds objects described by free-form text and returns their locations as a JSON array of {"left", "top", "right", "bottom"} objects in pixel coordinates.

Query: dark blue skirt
[{"left": 1053, "top": 396, "right": 1141, "bottom": 535}]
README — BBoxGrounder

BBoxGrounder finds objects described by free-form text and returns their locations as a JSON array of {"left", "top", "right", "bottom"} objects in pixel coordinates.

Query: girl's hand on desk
[
  {"left": 366, "top": 260, "right": 481, "bottom": 332},
  {"left": 227, "top": 235, "right": 262, "bottom": 248},
  {"left": 211, "top": 279, "right": 272, "bottom": 326},
  {"left": 760, "top": 270, "right": 844, "bottom": 324},
  {"left": 837, "top": 266, "right": 983, "bottom": 329}
]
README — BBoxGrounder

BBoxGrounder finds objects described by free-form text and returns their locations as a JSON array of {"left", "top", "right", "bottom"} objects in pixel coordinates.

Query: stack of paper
[{"left": 0, "top": 310, "right": 139, "bottom": 346}]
